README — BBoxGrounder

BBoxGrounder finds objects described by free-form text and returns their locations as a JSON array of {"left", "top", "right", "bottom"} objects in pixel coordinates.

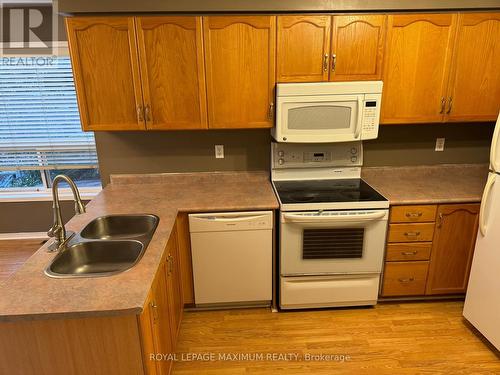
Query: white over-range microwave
[{"left": 272, "top": 81, "right": 383, "bottom": 143}]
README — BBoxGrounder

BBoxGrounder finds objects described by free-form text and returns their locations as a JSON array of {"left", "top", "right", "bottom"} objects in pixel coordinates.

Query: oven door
[
  {"left": 275, "top": 94, "right": 364, "bottom": 143},
  {"left": 280, "top": 209, "right": 388, "bottom": 276}
]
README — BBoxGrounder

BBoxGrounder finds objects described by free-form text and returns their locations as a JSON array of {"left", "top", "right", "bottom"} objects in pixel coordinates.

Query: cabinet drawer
[
  {"left": 382, "top": 261, "right": 429, "bottom": 296},
  {"left": 390, "top": 205, "right": 437, "bottom": 223},
  {"left": 386, "top": 242, "right": 432, "bottom": 261},
  {"left": 388, "top": 223, "right": 435, "bottom": 243}
]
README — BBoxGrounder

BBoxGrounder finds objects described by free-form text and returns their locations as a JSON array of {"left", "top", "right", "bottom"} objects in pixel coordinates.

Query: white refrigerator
[{"left": 463, "top": 112, "right": 500, "bottom": 350}]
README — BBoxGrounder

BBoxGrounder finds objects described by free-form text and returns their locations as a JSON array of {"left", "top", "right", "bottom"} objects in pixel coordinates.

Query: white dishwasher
[{"left": 189, "top": 211, "right": 273, "bottom": 307}]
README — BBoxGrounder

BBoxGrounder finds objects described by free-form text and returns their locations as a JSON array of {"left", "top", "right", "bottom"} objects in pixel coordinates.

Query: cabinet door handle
[
  {"left": 136, "top": 105, "right": 144, "bottom": 123},
  {"left": 331, "top": 54, "right": 337, "bottom": 72},
  {"left": 268, "top": 103, "right": 274, "bottom": 120},
  {"left": 323, "top": 54, "right": 329, "bottom": 71},
  {"left": 404, "top": 231, "right": 420, "bottom": 237},
  {"left": 401, "top": 251, "right": 418, "bottom": 256},
  {"left": 398, "top": 277, "right": 415, "bottom": 283},
  {"left": 446, "top": 97, "right": 453, "bottom": 114},
  {"left": 405, "top": 212, "right": 423, "bottom": 218},
  {"left": 439, "top": 97, "right": 446, "bottom": 114},
  {"left": 437, "top": 212, "right": 443, "bottom": 228},
  {"left": 150, "top": 301, "right": 158, "bottom": 322},
  {"left": 145, "top": 104, "right": 152, "bottom": 124},
  {"left": 168, "top": 254, "right": 174, "bottom": 275}
]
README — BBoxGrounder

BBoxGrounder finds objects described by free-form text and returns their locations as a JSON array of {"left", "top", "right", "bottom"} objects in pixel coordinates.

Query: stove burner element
[{"left": 289, "top": 192, "right": 319, "bottom": 202}]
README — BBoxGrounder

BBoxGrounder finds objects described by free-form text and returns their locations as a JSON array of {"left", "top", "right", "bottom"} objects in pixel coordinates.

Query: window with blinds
[{"left": 0, "top": 56, "right": 98, "bottom": 171}]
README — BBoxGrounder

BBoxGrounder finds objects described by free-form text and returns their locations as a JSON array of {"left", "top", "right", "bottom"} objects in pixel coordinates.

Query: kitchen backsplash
[{"left": 95, "top": 122, "right": 494, "bottom": 185}]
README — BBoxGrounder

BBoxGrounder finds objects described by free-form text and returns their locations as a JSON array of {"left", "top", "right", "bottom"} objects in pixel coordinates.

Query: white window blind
[{"left": 0, "top": 56, "right": 98, "bottom": 171}]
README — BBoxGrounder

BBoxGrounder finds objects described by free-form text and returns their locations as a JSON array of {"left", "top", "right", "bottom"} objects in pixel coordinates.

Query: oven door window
[
  {"left": 288, "top": 105, "right": 352, "bottom": 131},
  {"left": 302, "top": 228, "right": 364, "bottom": 259}
]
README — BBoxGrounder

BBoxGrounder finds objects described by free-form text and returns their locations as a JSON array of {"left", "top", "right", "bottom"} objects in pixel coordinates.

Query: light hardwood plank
[
  {"left": 172, "top": 302, "right": 500, "bottom": 374},
  {"left": 0, "top": 239, "right": 42, "bottom": 283}
]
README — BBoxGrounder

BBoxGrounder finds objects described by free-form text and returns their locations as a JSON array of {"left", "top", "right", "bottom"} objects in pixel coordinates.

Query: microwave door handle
[
  {"left": 283, "top": 211, "right": 386, "bottom": 223},
  {"left": 354, "top": 97, "right": 363, "bottom": 139}
]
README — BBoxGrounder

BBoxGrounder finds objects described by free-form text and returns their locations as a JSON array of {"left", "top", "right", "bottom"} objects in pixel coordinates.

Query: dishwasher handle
[
  {"left": 189, "top": 211, "right": 273, "bottom": 232},
  {"left": 193, "top": 214, "right": 269, "bottom": 222}
]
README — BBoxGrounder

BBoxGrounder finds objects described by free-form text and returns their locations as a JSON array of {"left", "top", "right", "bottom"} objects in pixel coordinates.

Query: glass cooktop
[{"left": 273, "top": 179, "right": 387, "bottom": 204}]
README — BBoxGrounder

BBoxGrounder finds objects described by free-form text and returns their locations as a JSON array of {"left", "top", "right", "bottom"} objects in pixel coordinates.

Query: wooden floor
[
  {"left": 173, "top": 301, "right": 500, "bottom": 374},
  {"left": 0, "top": 239, "right": 41, "bottom": 283}
]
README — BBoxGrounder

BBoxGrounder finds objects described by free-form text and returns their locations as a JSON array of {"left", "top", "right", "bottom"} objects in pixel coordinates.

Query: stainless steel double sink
[{"left": 45, "top": 215, "right": 159, "bottom": 278}]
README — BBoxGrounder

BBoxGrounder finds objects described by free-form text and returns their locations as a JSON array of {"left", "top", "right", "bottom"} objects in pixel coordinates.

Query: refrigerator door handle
[
  {"left": 479, "top": 173, "right": 496, "bottom": 236},
  {"left": 490, "top": 113, "right": 500, "bottom": 172}
]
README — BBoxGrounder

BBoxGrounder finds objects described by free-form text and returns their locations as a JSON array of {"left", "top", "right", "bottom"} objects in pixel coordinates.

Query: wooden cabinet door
[
  {"left": 66, "top": 17, "right": 145, "bottom": 131},
  {"left": 203, "top": 16, "right": 276, "bottom": 129},
  {"left": 138, "top": 292, "right": 158, "bottom": 375},
  {"left": 381, "top": 14, "right": 457, "bottom": 124},
  {"left": 136, "top": 17, "right": 208, "bottom": 130},
  {"left": 445, "top": 13, "right": 500, "bottom": 122},
  {"left": 426, "top": 204, "right": 480, "bottom": 295},
  {"left": 150, "top": 271, "right": 174, "bottom": 375},
  {"left": 276, "top": 15, "right": 331, "bottom": 82},
  {"left": 330, "top": 15, "right": 386, "bottom": 81},
  {"left": 176, "top": 213, "right": 194, "bottom": 305},
  {"left": 165, "top": 225, "right": 183, "bottom": 343}
]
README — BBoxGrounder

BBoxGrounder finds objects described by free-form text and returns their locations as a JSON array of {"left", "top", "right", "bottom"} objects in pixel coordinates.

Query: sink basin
[
  {"left": 45, "top": 240, "right": 144, "bottom": 278},
  {"left": 80, "top": 214, "right": 159, "bottom": 240}
]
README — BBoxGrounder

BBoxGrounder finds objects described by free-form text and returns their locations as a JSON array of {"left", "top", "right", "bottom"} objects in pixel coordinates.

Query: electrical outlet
[
  {"left": 215, "top": 144, "right": 224, "bottom": 159},
  {"left": 435, "top": 138, "right": 445, "bottom": 152}
]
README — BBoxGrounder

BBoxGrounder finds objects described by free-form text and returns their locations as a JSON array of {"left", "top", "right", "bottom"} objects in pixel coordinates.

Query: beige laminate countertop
[
  {"left": 0, "top": 171, "right": 278, "bottom": 322},
  {"left": 362, "top": 164, "right": 489, "bottom": 205}
]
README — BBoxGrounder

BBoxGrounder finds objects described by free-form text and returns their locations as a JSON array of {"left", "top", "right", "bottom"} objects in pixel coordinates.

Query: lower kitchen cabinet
[
  {"left": 382, "top": 261, "right": 429, "bottom": 296},
  {"left": 140, "top": 223, "right": 184, "bottom": 375},
  {"left": 381, "top": 203, "right": 480, "bottom": 298},
  {"left": 426, "top": 204, "right": 480, "bottom": 295}
]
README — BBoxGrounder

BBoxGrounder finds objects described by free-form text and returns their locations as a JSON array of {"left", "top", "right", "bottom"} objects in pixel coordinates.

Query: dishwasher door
[{"left": 189, "top": 211, "right": 273, "bottom": 306}]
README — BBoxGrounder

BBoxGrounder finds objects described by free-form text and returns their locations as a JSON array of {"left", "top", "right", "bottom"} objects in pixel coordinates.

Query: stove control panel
[{"left": 272, "top": 141, "right": 362, "bottom": 169}]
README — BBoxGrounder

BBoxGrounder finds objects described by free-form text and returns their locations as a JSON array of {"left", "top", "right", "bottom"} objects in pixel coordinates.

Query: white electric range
[{"left": 271, "top": 141, "right": 389, "bottom": 310}]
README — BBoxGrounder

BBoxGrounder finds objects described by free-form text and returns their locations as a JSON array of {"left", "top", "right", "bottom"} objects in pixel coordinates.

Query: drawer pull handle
[
  {"left": 401, "top": 251, "right": 418, "bottom": 256},
  {"left": 404, "top": 231, "right": 421, "bottom": 237},
  {"left": 398, "top": 277, "right": 415, "bottom": 283},
  {"left": 405, "top": 212, "right": 423, "bottom": 218}
]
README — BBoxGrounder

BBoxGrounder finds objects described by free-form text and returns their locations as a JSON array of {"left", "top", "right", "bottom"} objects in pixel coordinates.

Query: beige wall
[
  {"left": 0, "top": 200, "right": 90, "bottom": 234},
  {"left": 95, "top": 122, "right": 494, "bottom": 185}
]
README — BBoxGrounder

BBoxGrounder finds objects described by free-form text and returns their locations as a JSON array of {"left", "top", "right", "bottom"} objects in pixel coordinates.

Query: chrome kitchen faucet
[{"left": 47, "top": 175, "right": 86, "bottom": 251}]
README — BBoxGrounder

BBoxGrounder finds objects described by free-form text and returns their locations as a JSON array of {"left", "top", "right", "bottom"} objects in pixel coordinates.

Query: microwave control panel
[
  {"left": 272, "top": 141, "right": 363, "bottom": 169},
  {"left": 360, "top": 94, "right": 381, "bottom": 140}
]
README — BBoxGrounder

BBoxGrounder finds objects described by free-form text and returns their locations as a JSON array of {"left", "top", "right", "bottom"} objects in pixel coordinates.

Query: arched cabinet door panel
[
  {"left": 330, "top": 15, "right": 387, "bottom": 81},
  {"left": 136, "top": 17, "right": 208, "bottom": 130},
  {"left": 381, "top": 14, "right": 457, "bottom": 124},
  {"left": 66, "top": 17, "right": 145, "bottom": 131},
  {"left": 203, "top": 16, "right": 276, "bottom": 129},
  {"left": 446, "top": 13, "right": 500, "bottom": 122}
]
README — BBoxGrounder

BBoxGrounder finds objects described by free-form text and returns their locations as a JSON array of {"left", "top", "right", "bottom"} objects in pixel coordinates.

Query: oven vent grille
[{"left": 303, "top": 228, "right": 364, "bottom": 259}]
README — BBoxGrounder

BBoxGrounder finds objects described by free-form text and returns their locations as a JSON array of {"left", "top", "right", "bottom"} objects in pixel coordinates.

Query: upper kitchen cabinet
[
  {"left": 203, "top": 16, "right": 276, "bottom": 128},
  {"left": 445, "top": 13, "right": 500, "bottom": 122},
  {"left": 66, "top": 17, "right": 145, "bottom": 131},
  {"left": 277, "top": 15, "right": 331, "bottom": 82},
  {"left": 381, "top": 14, "right": 457, "bottom": 124},
  {"left": 330, "top": 15, "right": 386, "bottom": 81},
  {"left": 276, "top": 15, "right": 386, "bottom": 83},
  {"left": 136, "top": 17, "right": 208, "bottom": 130}
]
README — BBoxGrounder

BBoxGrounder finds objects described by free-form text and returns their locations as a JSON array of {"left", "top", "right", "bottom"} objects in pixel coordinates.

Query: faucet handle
[{"left": 47, "top": 224, "right": 62, "bottom": 238}]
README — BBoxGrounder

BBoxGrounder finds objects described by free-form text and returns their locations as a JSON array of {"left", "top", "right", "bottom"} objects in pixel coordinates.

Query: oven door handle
[{"left": 282, "top": 211, "right": 386, "bottom": 223}]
